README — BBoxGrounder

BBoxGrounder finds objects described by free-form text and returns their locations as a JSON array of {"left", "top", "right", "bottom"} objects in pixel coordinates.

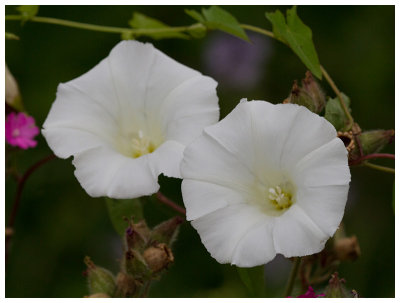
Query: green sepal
[
  {"left": 266, "top": 6, "right": 322, "bottom": 79},
  {"left": 324, "top": 93, "right": 351, "bottom": 131},
  {"left": 151, "top": 216, "right": 183, "bottom": 247},
  {"left": 84, "top": 256, "right": 116, "bottom": 296},
  {"left": 124, "top": 249, "right": 151, "bottom": 279}
]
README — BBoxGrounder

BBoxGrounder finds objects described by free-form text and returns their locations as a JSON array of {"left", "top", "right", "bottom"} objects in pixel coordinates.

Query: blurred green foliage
[{"left": 5, "top": 5, "right": 394, "bottom": 298}]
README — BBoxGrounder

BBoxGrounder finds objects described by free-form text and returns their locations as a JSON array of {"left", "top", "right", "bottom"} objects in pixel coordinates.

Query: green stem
[
  {"left": 284, "top": 257, "right": 301, "bottom": 297},
  {"left": 240, "top": 24, "right": 274, "bottom": 38},
  {"left": 363, "top": 162, "right": 395, "bottom": 174},
  {"left": 320, "top": 65, "right": 354, "bottom": 131},
  {"left": 5, "top": 14, "right": 202, "bottom": 35}
]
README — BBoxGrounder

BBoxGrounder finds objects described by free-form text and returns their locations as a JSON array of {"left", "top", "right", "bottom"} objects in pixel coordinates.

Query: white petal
[
  {"left": 73, "top": 146, "right": 159, "bottom": 199},
  {"left": 181, "top": 130, "right": 257, "bottom": 196},
  {"left": 148, "top": 140, "right": 184, "bottom": 179},
  {"left": 247, "top": 101, "right": 304, "bottom": 175},
  {"left": 273, "top": 204, "right": 329, "bottom": 257},
  {"left": 107, "top": 41, "right": 219, "bottom": 145},
  {"left": 42, "top": 83, "right": 119, "bottom": 158},
  {"left": 231, "top": 220, "right": 276, "bottom": 267},
  {"left": 295, "top": 184, "right": 349, "bottom": 236},
  {"left": 293, "top": 138, "right": 350, "bottom": 187},
  {"left": 42, "top": 127, "right": 107, "bottom": 159},
  {"left": 182, "top": 179, "right": 244, "bottom": 220},
  {"left": 106, "top": 41, "right": 155, "bottom": 115},
  {"left": 161, "top": 76, "right": 219, "bottom": 145},
  {"left": 277, "top": 104, "right": 338, "bottom": 169},
  {"left": 201, "top": 100, "right": 260, "bottom": 177},
  {"left": 191, "top": 204, "right": 268, "bottom": 264}
]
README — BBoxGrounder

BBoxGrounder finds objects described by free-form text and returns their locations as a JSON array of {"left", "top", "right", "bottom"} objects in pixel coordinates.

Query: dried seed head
[{"left": 143, "top": 243, "right": 174, "bottom": 273}]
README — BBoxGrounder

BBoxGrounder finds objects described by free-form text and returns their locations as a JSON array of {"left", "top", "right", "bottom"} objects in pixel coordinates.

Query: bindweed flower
[
  {"left": 181, "top": 100, "right": 350, "bottom": 267},
  {"left": 5, "top": 112, "right": 39, "bottom": 149},
  {"left": 42, "top": 41, "right": 219, "bottom": 199}
]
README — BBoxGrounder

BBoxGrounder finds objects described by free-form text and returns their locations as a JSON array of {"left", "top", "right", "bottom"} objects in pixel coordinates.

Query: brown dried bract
[{"left": 143, "top": 243, "right": 174, "bottom": 273}]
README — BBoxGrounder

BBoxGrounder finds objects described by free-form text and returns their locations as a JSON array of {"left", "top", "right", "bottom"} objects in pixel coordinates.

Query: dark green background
[{"left": 5, "top": 5, "right": 395, "bottom": 298}]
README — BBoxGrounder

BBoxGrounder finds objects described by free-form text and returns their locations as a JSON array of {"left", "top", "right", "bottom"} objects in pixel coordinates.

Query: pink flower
[
  {"left": 5, "top": 112, "right": 39, "bottom": 149},
  {"left": 288, "top": 286, "right": 325, "bottom": 298}
]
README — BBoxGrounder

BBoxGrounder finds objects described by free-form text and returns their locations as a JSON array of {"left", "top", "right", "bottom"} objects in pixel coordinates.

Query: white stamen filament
[{"left": 268, "top": 185, "right": 292, "bottom": 210}]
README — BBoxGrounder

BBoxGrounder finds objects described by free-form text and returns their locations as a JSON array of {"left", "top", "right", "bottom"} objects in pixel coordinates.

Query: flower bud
[
  {"left": 324, "top": 272, "right": 350, "bottom": 298},
  {"left": 352, "top": 129, "right": 394, "bottom": 158},
  {"left": 334, "top": 235, "right": 361, "bottom": 261},
  {"left": 125, "top": 219, "right": 150, "bottom": 251},
  {"left": 143, "top": 243, "right": 174, "bottom": 273},
  {"left": 151, "top": 216, "right": 183, "bottom": 246},
  {"left": 124, "top": 249, "right": 151, "bottom": 279},
  {"left": 84, "top": 256, "right": 116, "bottom": 296},
  {"left": 286, "top": 71, "right": 325, "bottom": 113},
  {"left": 114, "top": 272, "right": 138, "bottom": 298},
  {"left": 5, "top": 65, "right": 24, "bottom": 112}
]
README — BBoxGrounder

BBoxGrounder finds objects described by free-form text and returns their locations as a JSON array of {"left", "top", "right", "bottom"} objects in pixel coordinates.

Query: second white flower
[{"left": 181, "top": 99, "right": 351, "bottom": 267}]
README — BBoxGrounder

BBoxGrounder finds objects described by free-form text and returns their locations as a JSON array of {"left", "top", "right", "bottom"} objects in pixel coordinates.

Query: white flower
[
  {"left": 42, "top": 41, "right": 219, "bottom": 199},
  {"left": 181, "top": 99, "right": 350, "bottom": 267}
]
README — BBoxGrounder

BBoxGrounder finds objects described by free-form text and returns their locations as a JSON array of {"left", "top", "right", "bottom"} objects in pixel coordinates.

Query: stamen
[
  {"left": 131, "top": 130, "right": 156, "bottom": 158},
  {"left": 268, "top": 185, "right": 292, "bottom": 210}
]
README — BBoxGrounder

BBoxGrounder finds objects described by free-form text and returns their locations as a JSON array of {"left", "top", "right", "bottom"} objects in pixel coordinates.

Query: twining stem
[
  {"left": 6, "top": 15, "right": 353, "bottom": 128},
  {"left": 5, "top": 15, "right": 203, "bottom": 35},
  {"left": 351, "top": 152, "right": 395, "bottom": 166},
  {"left": 320, "top": 65, "right": 354, "bottom": 131},
  {"left": 284, "top": 257, "right": 301, "bottom": 297},
  {"left": 363, "top": 162, "right": 395, "bottom": 174},
  {"left": 155, "top": 191, "right": 186, "bottom": 216},
  {"left": 240, "top": 24, "right": 274, "bottom": 38},
  {"left": 359, "top": 153, "right": 395, "bottom": 162},
  {"left": 6, "top": 154, "right": 56, "bottom": 265}
]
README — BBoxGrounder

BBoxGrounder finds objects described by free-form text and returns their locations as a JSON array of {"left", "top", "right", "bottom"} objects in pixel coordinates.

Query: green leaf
[
  {"left": 201, "top": 6, "right": 249, "bottom": 41},
  {"left": 128, "top": 12, "right": 188, "bottom": 40},
  {"left": 105, "top": 198, "right": 143, "bottom": 236},
  {"left": 185, "top": 9, "right": 205, "bottom": 23},
  {"left": 236, "top": 266, "right": 265, "bottom": 297},
  {"left": 324, "top": 93, "right": 351, "bottom": 131},
  {"left": 16, "top": 5, "right": 39, "bottom": 21},
  {"left": 266, "top": 6, "right": 322, "bottom": 79}
]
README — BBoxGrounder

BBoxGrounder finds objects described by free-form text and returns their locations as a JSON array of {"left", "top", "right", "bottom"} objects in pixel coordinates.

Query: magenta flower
[
  {"left": 5, "top": 112, "right": 39, "bottom": 149},
  {"left": 289, "top": 286, "right": 325, "bottom": 298}
]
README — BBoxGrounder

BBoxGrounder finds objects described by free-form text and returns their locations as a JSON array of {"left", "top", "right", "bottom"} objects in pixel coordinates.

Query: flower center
[
  {"left": 131, "top": 130, "right": 156, "bottom": 158},
  {"left": 268, "top": 185, "right": 293, "bottom": 210},
  {"left": 12, "top": 129, "right": 20, "bottom": 137}
]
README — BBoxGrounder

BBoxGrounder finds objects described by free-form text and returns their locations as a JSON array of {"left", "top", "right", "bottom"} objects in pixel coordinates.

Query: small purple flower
[
  {"left": 289, "top": 286, "right": 325, "bottom": 298},
  {"left": 203, "top": 32, "right": 272, "bottom": 90},
  {"left": 5, "top": 112, "right": 39, "bottom": 149}
]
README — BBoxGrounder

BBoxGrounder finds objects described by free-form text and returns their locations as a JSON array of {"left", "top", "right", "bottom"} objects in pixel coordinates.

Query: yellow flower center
[
  {"left": 131, "top": 130, "right": 156, "bottom": 158},
  {"left": 268, "top": 185, "right": 293, "bottom": 210}
]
